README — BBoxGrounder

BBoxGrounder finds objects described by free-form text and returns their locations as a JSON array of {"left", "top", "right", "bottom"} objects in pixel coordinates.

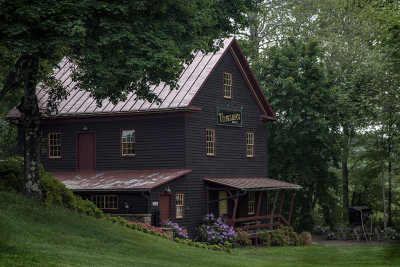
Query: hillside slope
[{"left": 1, "top": 191, "right": 399, "bottom": 267}]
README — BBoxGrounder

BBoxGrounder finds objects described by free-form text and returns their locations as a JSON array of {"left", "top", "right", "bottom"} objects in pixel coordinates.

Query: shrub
[
  {"left": 334, "top": 224, "right": 348, "bottom": 240},
  {"left": 383, "top": 227, "right": 400, "bottom": 241},
  {"left": 326, "top": 232, "right": 336, "bottom": 240},
  {"left": 0, "top": 156, "right": 24, "bottom": 192},
  {"left": 299, "top": 231, "right": 311, "bottom": 246},
  {"left": 0, "top": 157, "right": 104, "bottom": 218},
  {"left": 235, "top": 230, "right": 251, "bottom": 247},
  {"left": 136, "top": 222, "right": 167, "bottom": 235},
  {"left": 166, "top": 221, "right": 188, "bottom": 240},
  {"left": 313, "top": 225, "right": 330, "bottom": 236},
  {"left": 268, "top": 226, "right": 300, "bottom": 246},
  {"left": 260, "top": 230, "right": 272, "bottom": 246},
  {"left": 197, "top": 213, "right": 237, "bottom": 245}
]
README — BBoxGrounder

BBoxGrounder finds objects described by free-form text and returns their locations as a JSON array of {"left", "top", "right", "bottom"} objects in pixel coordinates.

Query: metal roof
[
  {"left": 7, "top": 38, "right": 276, "bottom": 120},
  {"left": 52, "top": 169, "right": 191, "bottom": 191},
  {"left": 204, "top": 177, "right": 301, "bottom": 191}
]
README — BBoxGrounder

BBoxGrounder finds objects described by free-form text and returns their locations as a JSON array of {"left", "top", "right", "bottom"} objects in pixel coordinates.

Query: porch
[{"left": 204, "top": 177, "right": 302, "bottom": 242}]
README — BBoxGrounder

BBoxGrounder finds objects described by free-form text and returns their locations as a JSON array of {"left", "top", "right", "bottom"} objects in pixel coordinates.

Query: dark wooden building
[{"left": 8, "top": 38, "right": 301, "bottom": 238}]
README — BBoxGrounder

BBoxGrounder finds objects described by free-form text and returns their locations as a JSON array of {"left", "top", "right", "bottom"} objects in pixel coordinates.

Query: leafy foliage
[
  {"left": 0, "top": 0, "right": 254, "bottom": 200},
  {"left": 197, "top": 213, "right": 237, "bottom": 245},
  {"left": 260, "top": 226, "right": 300, "bottom": 246},
  {"left": 166, "top": 221, "right": 189, "bottom": 240},
  {"left": 235, "top": 230, "right": 252, "bottom": 247},
  {"left": 0, "top": 156, "right": 103, "bottom": 218},
  {"left": 258, "top": 37, "right": 340, "bottom": 230}
]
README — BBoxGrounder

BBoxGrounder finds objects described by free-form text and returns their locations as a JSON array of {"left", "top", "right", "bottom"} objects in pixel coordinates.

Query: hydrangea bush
[
  {"left": 313, "top": 225, "right": 330, "bottom": 236},
  {"left": 166, "top": 221, "right": 188, "bottom": 240},
  {"left": 197, "top": 213, "right": 237, "bottom": 245}
]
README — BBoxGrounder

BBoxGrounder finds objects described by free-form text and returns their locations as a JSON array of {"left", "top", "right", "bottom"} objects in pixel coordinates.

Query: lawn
[{"left": 1, "top": 191, "right": 399, "bottom": 267}]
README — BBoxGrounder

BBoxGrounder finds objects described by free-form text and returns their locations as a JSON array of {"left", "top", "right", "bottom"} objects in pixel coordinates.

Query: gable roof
[{"left": 7, "top": 38, "right": 276, "bottom": 120}]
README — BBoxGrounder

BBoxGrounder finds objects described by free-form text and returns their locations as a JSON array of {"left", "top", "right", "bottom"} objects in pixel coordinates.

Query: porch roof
[
  {"left": 204, "top": 177, "right": 301, "bottom": 191},
  {"left": 52, "top": 169, "right": 191, "bottom": 191}
]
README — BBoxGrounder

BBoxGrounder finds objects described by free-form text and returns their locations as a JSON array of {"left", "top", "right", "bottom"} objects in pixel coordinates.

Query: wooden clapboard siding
[
  {"left": 40, "top": 116, "right": 186, "bottom": 171},
  {"left": 177, "top": 49, "right": 269, "bottom": 236}
]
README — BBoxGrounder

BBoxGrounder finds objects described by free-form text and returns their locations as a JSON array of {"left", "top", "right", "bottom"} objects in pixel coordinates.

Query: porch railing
[{"left": 226, "top": 214, "right": 290, "bottom": 232}]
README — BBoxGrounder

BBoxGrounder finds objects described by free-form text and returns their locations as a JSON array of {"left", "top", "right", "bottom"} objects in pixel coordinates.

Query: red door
[
  {"left": 77, "top": 133, "right": 95, "bottom": 170},
  {"left": 159, "top": 194, "right": 171, "bottom": 226}
]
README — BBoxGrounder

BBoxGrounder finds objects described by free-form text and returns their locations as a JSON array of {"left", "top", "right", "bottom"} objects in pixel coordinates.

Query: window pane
[
  {"left": 246, "top": 133, "right": 254, "bottom": 157},
  {"left": 176, "top": 194, "right": 184, "bottom": 218},
  {"left": 206, "top": 129, "right": 215, "bottom": 156},
  {"left": 224, "top": 73, "right": 232, "bottom": 98},
  {"left": 49, "top": 133, "right": 61, "bottom": 158},
  {"left": 121, "top": 130, "right": 135, "bottom": 156},
  {"left": 248, "top": 192, "right": 255, "bottom": 214}
]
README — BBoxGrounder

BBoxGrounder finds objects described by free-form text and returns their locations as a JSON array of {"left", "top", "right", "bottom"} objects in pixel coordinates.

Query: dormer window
[{"left": 223, "top": 72, "right": 232, "bottom": 99}]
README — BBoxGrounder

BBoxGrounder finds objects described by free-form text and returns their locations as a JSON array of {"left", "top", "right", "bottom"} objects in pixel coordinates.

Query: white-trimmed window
[
  {"left": 206, "top": 129, "right": 215, "bottom": 156},
  {"left": 248, "top": 191, "right": 255, "bottom": 215},
  {"left": 219, "top": 191, "right": 228, "bottom": 215},
  {"left": 223, "top": 72, "right": 232, "bottom": 99},
  {"left": 246, "top": 132, "right": 254, "bottom": 157},
  {"left": 176, "top": 193, "right": 184, "bottom": 219},
  {"left": 91, "top": 195, "right": 118, "bottom": 209},
  {"left": 121, "top": 129, "right": 135, "bottom": 156},
  {"left": 48, "top": 133, "right": 61, "bottom": 158}
]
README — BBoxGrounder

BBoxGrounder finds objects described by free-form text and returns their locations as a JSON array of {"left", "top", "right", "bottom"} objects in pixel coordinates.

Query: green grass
[{"left": 1, "top": 191, "right": 399, "bottom": 267}]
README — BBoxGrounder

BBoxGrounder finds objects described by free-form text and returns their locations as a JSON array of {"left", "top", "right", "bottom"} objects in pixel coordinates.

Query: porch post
[
  {"left": 278, "top": 190, "right": 286, "bottom": 226},
  {"left": 288, "top": 191, "right": 296, "bottom": 226},
  {"left": 206, "top": 186, "right": 210, "bottom": 214},
  {"left": 256, "top": 191, "right": 262, "bottom": 216},
  {"left": 266, "top": 191, "right": 269, "bottom": 222},
  {"left": 232, "top": 190, "right": 239, "bottom": 221}
]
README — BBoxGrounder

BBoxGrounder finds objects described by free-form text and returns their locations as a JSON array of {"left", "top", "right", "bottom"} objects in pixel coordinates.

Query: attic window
[
  {"left": 48, "top": 133, "right": 61, "bottom": 158},
  {"left": 121, "top": 129, "right": 135, "bottom": 156},
  {"left": 223, "top": 72, "right": 232, "bottom": 99}
]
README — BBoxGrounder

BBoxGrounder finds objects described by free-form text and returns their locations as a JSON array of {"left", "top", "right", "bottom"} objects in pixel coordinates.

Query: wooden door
[
  {"left": 77, "top": 133, "right": 95, "bottom": 170},
  {"left": 159, "top": 194, "right": 171, "bottom": 226}
]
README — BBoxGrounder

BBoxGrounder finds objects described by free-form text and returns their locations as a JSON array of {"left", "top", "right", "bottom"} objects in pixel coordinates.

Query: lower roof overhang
[
  {"left": 52, "top": 169, "right": 191, "bottom": 192},
  {"left": 204, "top": 177, "right": 302, "bottom": 191}
]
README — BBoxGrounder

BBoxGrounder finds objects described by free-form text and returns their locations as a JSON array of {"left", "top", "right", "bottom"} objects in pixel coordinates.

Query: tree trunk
[
  {"left": 268, "top": 191, "right": 279, "bottom": 229},
  {"left": 341, "top": 131, "right": 350, "bottom": 217},
  {"left": 380, "top": 134, "right": 387, "bottom": 229},
  {"left": 20, "top": 54, "right": 41, "bottom": 202},
  {"left": 388, "top": 139, "right": 392, "bottom": 227}
]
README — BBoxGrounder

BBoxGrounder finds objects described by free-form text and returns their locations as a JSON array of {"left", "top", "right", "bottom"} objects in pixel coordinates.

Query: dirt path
[{"left": 311, "top": 235, "right": 399, "bottom": 246}]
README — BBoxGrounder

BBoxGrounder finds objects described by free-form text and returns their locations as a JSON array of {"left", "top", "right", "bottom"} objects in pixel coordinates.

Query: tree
[
  {"left": 0, "top": 0, "right": 253, "bottom": 201},
  {"left": 258, "top": 37, "right": 341, "bottom": 230},
  {"left": 241, "top": 0, "right": 398, "bottom": 221}
]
